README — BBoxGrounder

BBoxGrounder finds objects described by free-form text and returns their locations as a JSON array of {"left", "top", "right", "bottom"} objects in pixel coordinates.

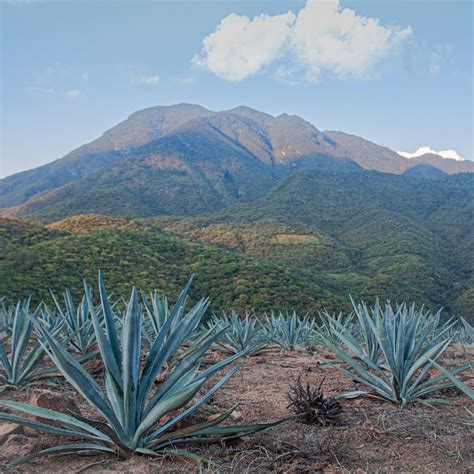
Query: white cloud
[
  {"left": 177, "top": 75, "right": 197, "bottom": 85},
  {"left": 398, "top": 146, "right": 464, "bottom": 161},
  {"left": 192, "top": 11, "right": 295, "bottom": 81},
  {"left": 290, "top": 0, "right": 412, "bottom": 80},
  {"left": 29, "top": 64, "right": 87, "bottom": 99},
  {"left": 28, "top": 86, "right": 83, "bottom": 100},
  {"left": 131, "top": 74, "right": 161, "bottom": 87},
  {"left": 62, "top": 89, "right": 82, "bottom": 100},
  {"left": 193, "top": 0, "right": 412, "bottom": 82}
]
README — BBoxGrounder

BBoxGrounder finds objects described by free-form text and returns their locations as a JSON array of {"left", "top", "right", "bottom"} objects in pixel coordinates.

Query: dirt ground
[{"left": 1, "top": 347, "right": 473, "bottom": 473}]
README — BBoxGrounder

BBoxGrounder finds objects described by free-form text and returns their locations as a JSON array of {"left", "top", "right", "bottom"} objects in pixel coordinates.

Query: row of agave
[
  {"left": 0, "top": 274, "right": 293, "bottom": 466},
  {"left": 0, "top": 274, "right": 473, "bottom": 465}
]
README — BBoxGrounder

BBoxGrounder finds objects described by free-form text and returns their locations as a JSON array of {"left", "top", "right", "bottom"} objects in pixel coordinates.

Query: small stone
[
  {"left": 0, "top": 422, "right": 24, "bottom": 445},
  {"left": 230, "top": 410, "right": 243, "bottom": 421}
]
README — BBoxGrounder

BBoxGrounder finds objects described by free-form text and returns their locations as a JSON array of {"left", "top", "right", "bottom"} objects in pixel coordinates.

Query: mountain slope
[
  {"left": 0, "top": 216, "right": 348, "bottom": 313},
  {"left": 156, "top": 168, "right": 473, "bottom": 317},
  {"left": 324, "top": 131, "right": 409, "bottom": 173},
  {"left": 2, "top": 103, "right": 472, "bottom": 218},
  {"left": 325, "top": 131, "right": 474, "bottom": 175},
  {"left": 0, "top": 104, "right": 213, "bottom": 208},
  {"left": 407, "top": 153, "right": 474, "bottom": 174},
  {"left": 6, "top": 119, "right": 282, "bottom": 220}
]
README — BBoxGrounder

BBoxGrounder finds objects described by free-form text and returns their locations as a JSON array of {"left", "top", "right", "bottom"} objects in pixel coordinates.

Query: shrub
[{"left": 287, "top": 377, "right": 342, "bottom": 425}]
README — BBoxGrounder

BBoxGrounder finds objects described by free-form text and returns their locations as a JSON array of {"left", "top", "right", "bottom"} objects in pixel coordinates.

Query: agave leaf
[
  {"left": 8, "top": 443, "right": 116, "bottom": 468},
  {"left": 154, "top": 415, "right": 297, "bottom": 450},
  {"left": 31, "top": 318, "right": 123, "bottom": 436},
  {"left": 0, "top": 399, "right": 111, "bottom": 441},
  {"left": 122, "top": 287, "right": 141, "bottom": 437},
  {"left": 144, "top": 324, "right": 229, "bottom": 411},
  {"left": 147, "top": 365, "right": 241, "bottom": 445},
  {"left": 140, "top": 299, "right": 209, "bottom": 416},
  {"left": 153, "top": 405, "right": 236, "bottom": 445},
  {"left": 136, "top": 447, "right": 206, "bottom": 465},
  {"left": 0, "top": 411, "right": 104, "bottom": 440},
  {"left": 428, "top": 360, "right": 474, "bottom": 399},
  {"left": 133, "top": 379, "right": 204, "bottom": 446},
  {"left": 85, "top": 281, "right": 122, "bottom": 386}
]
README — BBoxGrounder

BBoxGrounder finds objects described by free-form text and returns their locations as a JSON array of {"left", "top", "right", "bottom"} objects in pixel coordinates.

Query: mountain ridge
[{"left": 1, "top": 104, "right": 473, "bottom": 220}]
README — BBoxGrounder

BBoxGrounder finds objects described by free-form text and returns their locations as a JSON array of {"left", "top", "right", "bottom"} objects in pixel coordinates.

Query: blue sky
[{"left": 1, "top": 0, "right": 472, "bottom": 178}]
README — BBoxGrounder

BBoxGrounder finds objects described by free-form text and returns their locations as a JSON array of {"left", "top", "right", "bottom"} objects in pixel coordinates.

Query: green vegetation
[
  {"left": 1, "top": 168, "right": 473, "bottom": 320},
  {"left": 0, "top": 300, "right": 53, "bottom": 390},
  {"left": 0, "top": 276, "right": 288, "bottom": 466},
  {"left": 261, "top": 312, "right": 314, "bottom": 351},
  {"left": 0, "top": 217, "right": 351, "bottom": 315},
  {"left": 319, "top": 301, "right": 471, "bottom": 407},
  {"left": 151, "top": 169, "right": 474, "bottom": 319}
]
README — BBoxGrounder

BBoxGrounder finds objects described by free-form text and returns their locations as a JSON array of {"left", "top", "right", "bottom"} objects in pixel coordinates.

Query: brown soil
[{"left": 1, "top": 348, "right": 473, "bottom": 473}]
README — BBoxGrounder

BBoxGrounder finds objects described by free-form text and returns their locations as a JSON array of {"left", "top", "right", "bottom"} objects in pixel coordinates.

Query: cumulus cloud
[
  {"left": 193, "top": 0, "right": 412, "bottom": 82},
  {"left": 398, "top": 146, "right": 464, "bottom": 161},
  {"left": 192, "top": 11, "right": 295, "bottom": 81}
]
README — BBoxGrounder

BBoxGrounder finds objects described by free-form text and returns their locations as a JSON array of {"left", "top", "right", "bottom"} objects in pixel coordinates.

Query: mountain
[
  {"left": 403, "top": 164, "right": 447, "bottom": 179},
  {"left": 3, "top": 117, "right": 282, "bottom": 220},
  {"left": 2, "top": 104, "right": 473, "bottom": 221},
  {"left": 406, "top": 153, "right": 474, "bottom": 174},
  {"left": 1, "top": 167, "right": 473, "bottom": 319},
  {"left": 323, "top": 131, "right": 410, "bottom": 173},
  {"left": 150, "top": 168, "right": 473, "bottom": 318},
  {"left": 0, "top": 104, "right": 212, "bottom": 208}
]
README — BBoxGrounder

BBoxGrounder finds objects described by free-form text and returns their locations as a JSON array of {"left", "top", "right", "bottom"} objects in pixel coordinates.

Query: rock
[
  {"left": 28, "top": 389, "right": 81, "bottom": 425},
  {"left": 230, "top": 410, "right": 243, "bottom": 421},
  {"left": 0, "top": 422, "right": 24, "bottom": 445}
]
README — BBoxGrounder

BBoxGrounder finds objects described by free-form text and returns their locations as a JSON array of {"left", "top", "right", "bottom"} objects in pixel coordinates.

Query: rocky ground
[{"left": 0, "top": 347, "right": 473, "bottom": 473}]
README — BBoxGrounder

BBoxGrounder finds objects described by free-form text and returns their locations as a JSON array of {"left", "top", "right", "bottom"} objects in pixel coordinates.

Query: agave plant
[
  {"left": 263, "top": 312, "right": 314, "bottom": 351},
  {"left": 50, "top": 288, "right": 97, "bottom": 354},
  {"left": 210, "top": 311, "right": 267, "bottom": 356},
  {"left": 0, "top": 275, "right": 287, "bottom": 466},
  {"left": 0, "top": 300, "right": 58, "bottom": 390},
  {"left": 319, "top": 301, "right": 470, "bottom": 407},
  {"left": 141, "top": 290, "right": 170, "bottom": 339},
  {"left": 460, "top": 317, "right": 474, "bottom": 344},
  {"left": 349, "top": 297, "right": 384, "bottom": 364},
  {"left": 316, "top": 310, "right": 357, "bottom": 345},
  {"left": 0, "top": 298, "right": 15, "bottom": 335}
]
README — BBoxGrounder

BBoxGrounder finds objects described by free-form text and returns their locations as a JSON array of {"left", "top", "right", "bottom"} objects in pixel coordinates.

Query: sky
[{"left": 1, "top": 0, "right": 472, "bottom": 178}]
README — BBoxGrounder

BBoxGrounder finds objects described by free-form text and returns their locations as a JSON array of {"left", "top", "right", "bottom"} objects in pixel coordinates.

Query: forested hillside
[
  {"left": 1, "top": 166, "right": 472, "bottom": 320},
  {"left": 147, "top": 169, "right": 474, "bottom": 318}
]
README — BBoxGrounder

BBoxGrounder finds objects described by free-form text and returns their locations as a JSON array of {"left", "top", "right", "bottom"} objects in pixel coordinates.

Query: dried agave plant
[{"left": 287, "top": 377, "right": 342, "bottom": 425}]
